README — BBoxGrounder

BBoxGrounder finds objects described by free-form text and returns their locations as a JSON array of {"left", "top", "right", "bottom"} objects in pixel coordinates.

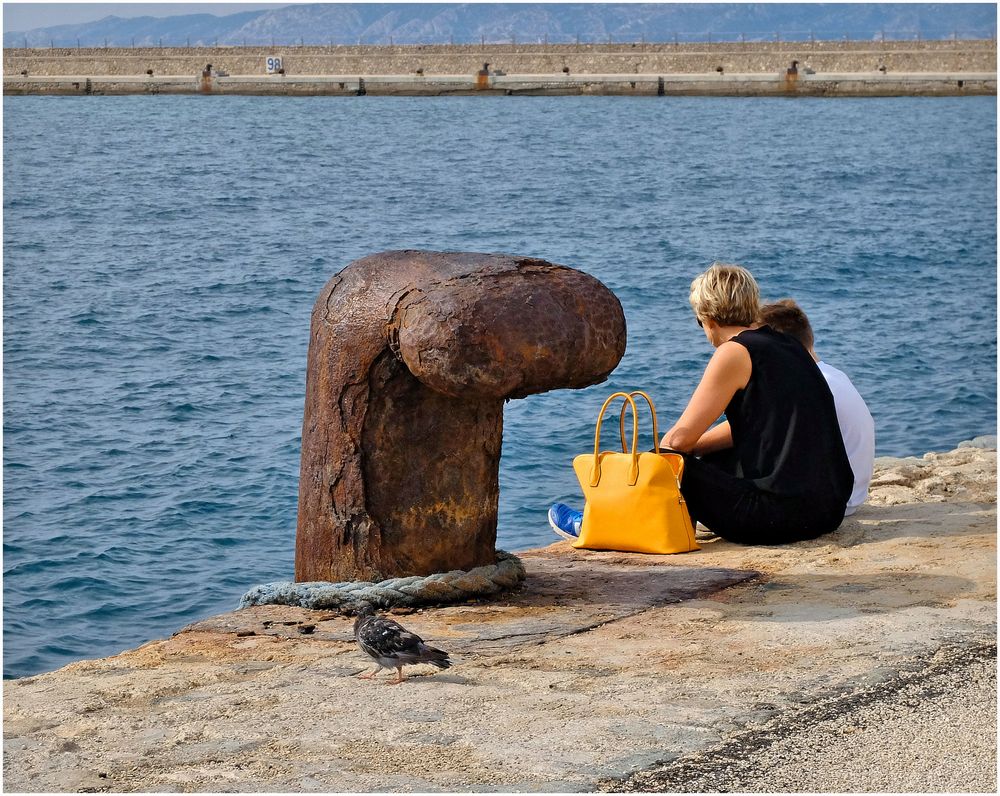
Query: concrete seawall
[
  {"left": 3, "top": 444, "right": 996, "bottom": 791},
  {"left": 5, "top": 71, "right": 995, "bottom": 97},
  {"left": 4, "top": 40, "right": 996, "bottom": 96}
]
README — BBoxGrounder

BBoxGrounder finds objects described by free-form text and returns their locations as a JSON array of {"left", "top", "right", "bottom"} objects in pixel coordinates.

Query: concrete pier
[
  {"left": 4, "top": 70, "right": 996, "bottom": 96},
  {"left": 4, "top": 40, "right": 995, "bottom": 96},
  {"left": 3, "top": 444, "right": 995, "bottom": 791}
]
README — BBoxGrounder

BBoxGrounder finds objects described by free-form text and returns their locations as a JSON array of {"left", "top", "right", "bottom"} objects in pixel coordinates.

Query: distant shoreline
[{"left": 5, "top": 40, "right": 995, "bottom": 97}]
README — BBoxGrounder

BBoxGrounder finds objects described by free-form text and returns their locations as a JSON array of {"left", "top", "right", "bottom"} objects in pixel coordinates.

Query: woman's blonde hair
[{"left": 689, "top": 262, "right": 760, "bottom": 327}]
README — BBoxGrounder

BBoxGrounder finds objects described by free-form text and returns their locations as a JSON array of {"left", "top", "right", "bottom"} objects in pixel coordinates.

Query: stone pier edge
[{"left": 4, "top": 71, "right": 996, "bottom": 96}]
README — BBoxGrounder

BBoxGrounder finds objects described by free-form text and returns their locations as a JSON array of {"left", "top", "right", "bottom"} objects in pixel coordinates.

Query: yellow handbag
[{"left": 571, "top": 391, "right": 699, "bottom": 555}]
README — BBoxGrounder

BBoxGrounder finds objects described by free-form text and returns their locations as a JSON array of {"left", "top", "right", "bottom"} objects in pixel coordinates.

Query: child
[{"left": 759, "top": 299, "right": 875, "bottom": 516}]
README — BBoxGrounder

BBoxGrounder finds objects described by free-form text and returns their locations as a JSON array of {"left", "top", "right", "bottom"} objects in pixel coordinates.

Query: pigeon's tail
[{"left": 420, "top": 644, "right": 452, "bottom": 670}]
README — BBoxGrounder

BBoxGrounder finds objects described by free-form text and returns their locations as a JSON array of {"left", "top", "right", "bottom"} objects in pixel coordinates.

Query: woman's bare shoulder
[
  {"left": 705, "top": 340, "right": 752, "bottom": 387},
  {"left": 713, "top": 339, "right": 752, "bottom": 363}
]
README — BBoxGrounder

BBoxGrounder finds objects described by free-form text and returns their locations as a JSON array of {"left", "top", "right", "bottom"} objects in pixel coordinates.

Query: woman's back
[{"left": 727, "top": 325, "right": 853, "bottom": 506}]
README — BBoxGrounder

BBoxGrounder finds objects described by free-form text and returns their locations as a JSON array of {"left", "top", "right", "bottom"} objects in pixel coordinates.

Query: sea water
[{"left": 3, "top": 95, "right": 996, "bottom": 678}]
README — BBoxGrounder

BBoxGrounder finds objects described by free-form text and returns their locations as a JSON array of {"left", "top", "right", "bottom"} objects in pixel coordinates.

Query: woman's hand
[{"left": 661, "top": 342, "right": 751, "bottom": 452}]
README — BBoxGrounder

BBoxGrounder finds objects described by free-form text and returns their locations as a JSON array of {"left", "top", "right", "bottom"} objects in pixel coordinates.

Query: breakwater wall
[
  {"left": 5, "top": 40, "right": 997, "bottom": 75},
  {"left": 5, "top": 40, "right": 995, "bottom": 96}
]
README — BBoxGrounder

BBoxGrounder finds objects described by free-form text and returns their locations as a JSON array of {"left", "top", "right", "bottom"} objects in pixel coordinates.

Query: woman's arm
[
  {"left": 691, "top": 420, "right": 733, "bottom": 456},
  {"left": 660, "top": 342, "right": 751, "bottom": 453}
]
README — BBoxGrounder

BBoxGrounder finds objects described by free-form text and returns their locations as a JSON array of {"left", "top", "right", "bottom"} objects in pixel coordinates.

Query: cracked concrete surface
[{"left": 2, "top": 445, "right": 995, "bottom": 792}]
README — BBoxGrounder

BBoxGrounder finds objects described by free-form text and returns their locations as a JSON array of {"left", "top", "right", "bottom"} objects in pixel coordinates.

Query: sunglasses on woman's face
[{"left": 696, "top": 317, "right": 703, "bottom": 328}]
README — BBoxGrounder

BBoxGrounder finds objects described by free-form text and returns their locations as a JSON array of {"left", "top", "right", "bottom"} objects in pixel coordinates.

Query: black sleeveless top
[{"left": 727, "top": 326, "right": 854, "bottom": 507}]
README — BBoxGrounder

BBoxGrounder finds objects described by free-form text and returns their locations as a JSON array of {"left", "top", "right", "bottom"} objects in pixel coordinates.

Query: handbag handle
[
  {"left": 618, "top": 390, "right": 660, "bottom": 454},
  {"left": 591, "top": 392, "right": 640, "bottom": 488},
  {"left": 619, "top": 391, "right": 687, "bottom": 493}
]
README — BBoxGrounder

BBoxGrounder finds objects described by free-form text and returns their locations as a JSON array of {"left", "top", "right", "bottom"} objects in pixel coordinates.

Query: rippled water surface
[{"left": 4, "top": 95, "right": 996, "bottom": 677}]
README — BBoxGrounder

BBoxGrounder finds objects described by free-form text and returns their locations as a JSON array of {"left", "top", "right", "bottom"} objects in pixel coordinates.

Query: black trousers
[{"left": 679, "top": 450, "right": 846, "bottom": 545}]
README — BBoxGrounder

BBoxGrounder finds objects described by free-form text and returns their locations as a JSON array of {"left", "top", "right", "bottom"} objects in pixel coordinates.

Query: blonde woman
[{"left": 550, "top": 262, "right": 854, "bottom": 545}]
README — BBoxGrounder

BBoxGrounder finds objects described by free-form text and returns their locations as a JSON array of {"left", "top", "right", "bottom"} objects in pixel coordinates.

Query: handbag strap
[
  {"left": 618, "top": 390, "right": 686, "bottom": 494},
  {"left": 591, "top": 392, "right": 640, "bottom": 488},
  {"left": 618, "top": 390, "right": 660, "bottom": 454}
]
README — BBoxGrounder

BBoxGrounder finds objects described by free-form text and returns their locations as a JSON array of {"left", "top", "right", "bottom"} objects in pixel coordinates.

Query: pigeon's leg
[
  {"left": 357, "top": 665, "right": 383, "bottom": 680},
  {"left": 386, "top": 667, "right": 406, "bottom": 685}
]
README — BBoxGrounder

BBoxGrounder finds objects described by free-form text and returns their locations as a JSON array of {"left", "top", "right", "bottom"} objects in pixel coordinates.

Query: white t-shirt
[{"left": 818, "top": 361, "right": 875, "bottom": 516}]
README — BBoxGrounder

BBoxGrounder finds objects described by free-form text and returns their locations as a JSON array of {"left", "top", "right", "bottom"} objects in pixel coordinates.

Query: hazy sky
[{"left": 2, "top": 3, "right": 293, "bottom": 32}]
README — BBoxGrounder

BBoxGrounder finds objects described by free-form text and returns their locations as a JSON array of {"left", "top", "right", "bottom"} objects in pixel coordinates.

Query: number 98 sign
[{"left": 266, "top": 56, "right": 282, "bottom": 74}]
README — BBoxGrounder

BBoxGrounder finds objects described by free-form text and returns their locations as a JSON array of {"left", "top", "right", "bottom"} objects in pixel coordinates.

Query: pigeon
[{"left": 353, "top": 603, "right": 451, "bottom": 684}]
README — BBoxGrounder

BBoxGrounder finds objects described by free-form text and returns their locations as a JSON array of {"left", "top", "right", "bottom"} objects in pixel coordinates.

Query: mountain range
[{"left": 5, "top": 3, "right": 996, "bottom": 48}]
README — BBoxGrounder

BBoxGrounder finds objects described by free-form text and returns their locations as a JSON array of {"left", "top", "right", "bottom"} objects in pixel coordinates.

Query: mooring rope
[{"left": 239, "top": 550, "right": 525, "bottom": 613}]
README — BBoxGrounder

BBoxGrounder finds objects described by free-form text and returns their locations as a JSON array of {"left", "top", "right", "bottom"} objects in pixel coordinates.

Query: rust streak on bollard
[
  {"left": 200, "top": 64, "right": 213, "bottom": 94},
  {"left": 476, "top": 62, "right": 491, "bottom": 90},
  {"left": 295, "top": 251, "right": 626, "bottom": 583},
  {"left": 784, "top": 60, "right": 799, "bottom": 92}
]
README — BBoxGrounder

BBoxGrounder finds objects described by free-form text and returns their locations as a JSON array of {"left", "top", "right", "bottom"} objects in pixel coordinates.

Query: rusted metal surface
[
  {"left": 295, "top": 250, "right": 626, "bottom": 583},
  {"left": 476, "top": 62, "right": 490, "bottom": 89},
  {"left": 784, "top": 60, "right": 799, "bottom": 91}
]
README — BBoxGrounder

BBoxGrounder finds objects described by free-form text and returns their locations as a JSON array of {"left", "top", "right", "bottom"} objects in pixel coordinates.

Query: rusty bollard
[
  {"left": 200, "top": 63, "right": 213, "bottom": 93},
  {"left": 295, "top": 251, "right": 626, "bottom": 583},
  {"left": 476, "top": 62, "right": 491, "bottom": 90},
  {"left": 784, "top": 60, "right": 799, "bottom": 92}
]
